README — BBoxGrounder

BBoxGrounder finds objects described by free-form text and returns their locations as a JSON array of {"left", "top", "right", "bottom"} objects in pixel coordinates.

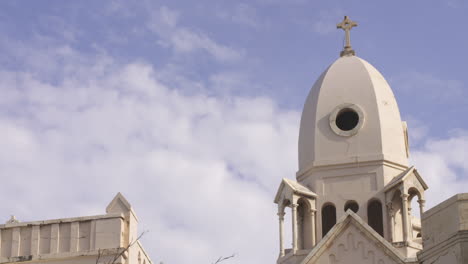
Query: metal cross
[{"left": 337, "top": 16, "right": 358, "bottom": 56}]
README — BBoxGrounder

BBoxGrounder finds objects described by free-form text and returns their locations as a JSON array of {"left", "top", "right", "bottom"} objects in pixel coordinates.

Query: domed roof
[{"left": 298, "top": 56, "right": 409, "bottom": 173}]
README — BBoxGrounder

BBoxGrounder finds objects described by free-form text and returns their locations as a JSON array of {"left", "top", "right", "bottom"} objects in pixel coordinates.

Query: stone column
[
  {"left": 278, "top": 210, "right": 285, "bottom": 257},
  {"left": 291, "top": 203, "right": 298, "bottom": 253},
  {"left": 418, "top": 199, "right": 425, "bottom": 218},
  {"left": 390, "top": 211, "right": 395, "bottom": 242},
  {"left": 310, "top": 209, "right": 316, "bottom": 247},
  {"left": 401, "top": 194, "right": 409, "bottom": 244},
  {"left": 31, "top": 225, "right": 40, "bottom": 255},
  {"left": 387, "top": 202, "right": 395, "bottom": 242},
  {"left": 11, "top": 227, "right": 20, "bottom": 257},
  {"left": 50, "top": 224, "right": 60, "bottom": 254},
  {"left": 70, "top": 222, "right": 80, "bottom": 252},
  {"left": 418, "top": 199, "right": 425, "bottom": 237},
  {"left": 408, "top": 205, "right": 413, "bottom": 239}
]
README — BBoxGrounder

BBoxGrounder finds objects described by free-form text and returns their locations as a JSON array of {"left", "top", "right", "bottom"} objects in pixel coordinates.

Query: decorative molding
[{"left": 329, "top": 103, "right": 365, "bottom": 137}]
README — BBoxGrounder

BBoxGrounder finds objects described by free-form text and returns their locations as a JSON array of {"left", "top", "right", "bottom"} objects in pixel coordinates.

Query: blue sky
[
  {"left": 0, "top": 1, "right": 467, "bottom": 263},
  {"left": 2, "top": 0, "right": 467, "bottom": 137}
]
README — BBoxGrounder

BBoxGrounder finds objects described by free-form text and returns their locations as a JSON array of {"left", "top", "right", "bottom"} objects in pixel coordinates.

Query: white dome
[{"left": 298, "top": 56, "right": 408, "bottom": 172}]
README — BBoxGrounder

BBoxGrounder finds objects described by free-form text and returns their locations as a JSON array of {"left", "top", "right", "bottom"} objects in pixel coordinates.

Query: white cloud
[
  {"left": 1, "top": 5, "right": 468, "bottom": 264},
  {"left": 3, "top": 43, "right": 467, "bottom": 262},
  {"left": 402, "top": 116, "right": 429, "bottom": 147},
  {"left": 208, "top": 71, "right": 257, "bottom": 95},
  {"left": 217, "top": 3, "right": 262, "bottom": 29},
  {"left": 446, "top": 0, "right": 464, "bottom": 8},
  {"left": 312, "top": 9, "right": 346, "bottom": 35},
  {"left": 158, "top": 5, "right": 179, "bottom": 28},
  {"left": 255, "top": 0, "right": 307, "bottom": 5},
  {"left": 0, "top": 43, "right": 298, "bottom": 264},
  {"left": 148, "top": 6, "right": 244, "bottom": 63},
  {"left": 393, "top": 72, "right": 465, "bottom": 103},
  {"left": 2, "top": 40, "right": 467, "bottom": 262},
  {"left": 411, "top": 132, "right": 468, "bottom": 209}
]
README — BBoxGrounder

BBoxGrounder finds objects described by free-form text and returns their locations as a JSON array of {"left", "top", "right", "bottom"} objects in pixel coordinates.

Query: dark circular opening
[
  {"left": 344, "top": 201, "right": 359, "bottom": 213},
  {"left": 336, "top": 109, "right": 359, "bottom": 131}
]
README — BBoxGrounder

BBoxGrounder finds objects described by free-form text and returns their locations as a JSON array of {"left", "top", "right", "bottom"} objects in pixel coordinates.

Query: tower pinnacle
[{"left": 337, "top": 16, "right": 358, "bottom": 57}]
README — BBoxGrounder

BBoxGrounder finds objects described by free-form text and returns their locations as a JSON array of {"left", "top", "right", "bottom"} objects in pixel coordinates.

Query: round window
[
  {"left": 336, "top": 108, "right": 359, "bottom": 131},
  {"left": 344, "top": 201, "right": 359, "bottom": 213},
  {"left": 329, "top": 104, "right": 364, "bottom": 137}
]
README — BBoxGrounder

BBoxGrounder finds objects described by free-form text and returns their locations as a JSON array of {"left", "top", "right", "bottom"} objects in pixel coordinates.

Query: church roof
[
  {"left": 383, "top": 166, "right": 428, "bottom": 192},
  {"left": 298, "top": 55, "right": 409, "bottom": 173},
  {"left": 274, "top": 178, "right": 317, "bottom": 204},
  {"left": 300, "top": 210, "right": 415, "bottom": 264}
]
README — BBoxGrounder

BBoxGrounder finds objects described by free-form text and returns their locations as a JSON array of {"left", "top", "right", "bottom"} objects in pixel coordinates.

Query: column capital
[
  {"left": 291, "top": 203, "right": 299, "bottom": 209},
  {"left": 278, "top": 203, "right": 285, "bottom": 211},
  {"left": 401, "top": 193, "right": 409, "bottom": 200},
  {"left": 417, "top": 199, "right": 426, "bottom": 205},
  {"left": 277, "top": 212, "right": 285, "bottom": 219},
  {"left": 387, "top": 201, "right": 395, "bottom": 215}
]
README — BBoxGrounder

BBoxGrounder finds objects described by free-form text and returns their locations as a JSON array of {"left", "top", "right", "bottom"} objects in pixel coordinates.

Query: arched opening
[
  {"left": 297, "top": 199, "right": 313, "bottom": 250},
  {"left": 408, "top": 188, "right": 422, "bottom": 240},
  {"left": 367, "top": 199, "right": 384, "bottom": 237},
  {"left": 282, "top": 200, "right": 292, "bottom": 252},
  {"left": 344, "top": 200, "right": 359, "bottom": 213},
  {"left": 391, "top": 190, "right": 403, "bottom": 242},
  {"left": 322, "top": 203, "right": 336, "bottom": 237}
]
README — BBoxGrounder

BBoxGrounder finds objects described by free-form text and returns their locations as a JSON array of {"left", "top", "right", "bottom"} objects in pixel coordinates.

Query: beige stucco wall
[
  {"left": 0, "top": 193, "right": 152, "bottom": 264},
  {"left": 418, "top": 193, "right": 468, "bottom": 264},
  {"left": 298, "top": 161, "right": 404, "bottom": 241},
  {"left": 312, "top": 224, "right": 399, "bottom": 264}
]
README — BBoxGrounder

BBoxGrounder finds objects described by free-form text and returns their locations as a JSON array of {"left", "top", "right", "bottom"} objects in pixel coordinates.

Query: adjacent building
[{"left": 0, "top": 193, "right": 151, "bottom": 264}]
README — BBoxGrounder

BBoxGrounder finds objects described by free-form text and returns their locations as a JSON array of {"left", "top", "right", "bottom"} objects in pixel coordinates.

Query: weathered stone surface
[
  {"left": 0, "top": 193, "right": 151, "bottom": 264},
  {"left": 418, "top": 194, "right": 468, "bottom": 264}
]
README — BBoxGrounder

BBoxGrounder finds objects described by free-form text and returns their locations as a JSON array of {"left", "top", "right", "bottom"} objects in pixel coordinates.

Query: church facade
[{"left": 273, "top": 16, "right": 468, "bottom": 264}]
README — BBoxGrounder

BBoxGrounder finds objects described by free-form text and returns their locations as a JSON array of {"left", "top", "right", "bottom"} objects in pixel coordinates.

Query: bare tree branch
[
  {"left": 109, "top": 231, "right": 148, "bottom": 264},
  {"left": 95, "top": 231, "right": 148, "bottom": 264},
  {"left": 212, "top": 254, "right": 235, "bottom": 264},
  {"left": 96, "top": 249, "right": 102, "bottom": 264}
]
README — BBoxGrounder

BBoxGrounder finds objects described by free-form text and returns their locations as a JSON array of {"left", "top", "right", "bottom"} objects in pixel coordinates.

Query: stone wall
[
  {"left": 0, "top": 193, "right": 152, "bottom": 264},
  {"left": 418, "top": 193, "right": 468, "bottom": 264},
  {"left": 0, "top": 214, "right": 125, "bottom": 263}
]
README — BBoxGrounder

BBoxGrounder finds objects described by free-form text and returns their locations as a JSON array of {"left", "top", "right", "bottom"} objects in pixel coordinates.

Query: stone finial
[
  {"left": 337, "top": 16, "right": 358, "bottom": 57},
  {"left": 6, "top": 215, "right": 20, "bottom": 224},
  {"left": 106, "top": 192, "right": 140, "bottom": 222}
]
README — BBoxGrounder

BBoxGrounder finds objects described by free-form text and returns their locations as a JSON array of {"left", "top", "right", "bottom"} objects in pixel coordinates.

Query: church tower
[{"left": 274, "top": 16, "right": 428, "bottom": 264}]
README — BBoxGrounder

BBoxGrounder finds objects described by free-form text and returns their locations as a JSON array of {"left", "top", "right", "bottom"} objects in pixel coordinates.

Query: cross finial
[{"left": 337, "top": 16, "right": 358, "bottom": 57}]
